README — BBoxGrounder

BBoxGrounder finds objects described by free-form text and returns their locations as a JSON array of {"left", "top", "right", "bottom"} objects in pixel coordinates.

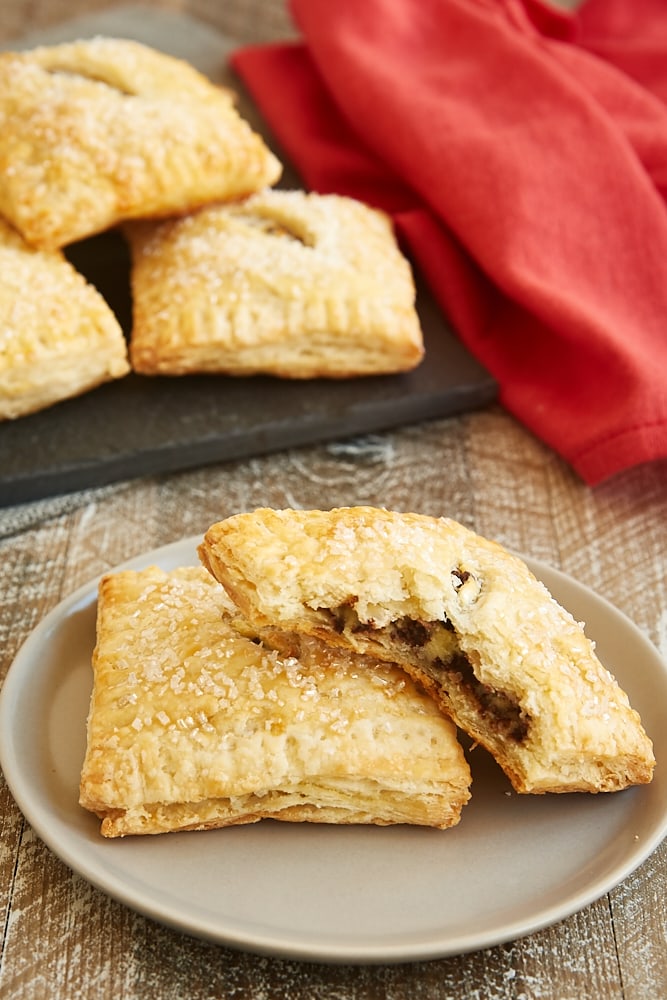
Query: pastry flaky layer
[
  {"left": 0, "top": 218, "right": 129, "bottom": 420},
  {"left": 79, "top": 565, "right": 471, "bottom": 837},
  {"left": 125, "top": 190, "right": 424, "bottom": 378},
  {"left": 0, "top": 37, "right": 281, "bottom": 249},
  {"left": 199, "top": 507, "right": 656, "bottom": 795}
]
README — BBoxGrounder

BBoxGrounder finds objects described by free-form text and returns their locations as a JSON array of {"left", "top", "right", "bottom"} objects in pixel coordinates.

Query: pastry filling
[
  {"left": 321, "top": 603, "right": 530, "bottom": 744},
  {"left": 431, "top": 650, "right": 530, "bottom": 743}
]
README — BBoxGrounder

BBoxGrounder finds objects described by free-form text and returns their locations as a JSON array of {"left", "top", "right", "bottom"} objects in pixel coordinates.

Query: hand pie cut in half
[
  {"left": 79, "top": 565, "right": 471, "bottom": 837},
  {"left": 0, "top": 218, "right": 129, "bottom": 420},
  {"left": 125, "top": 190, "right": 424, "bottom": 378},
  {"left": 199, "top": 507, "right": 656, "bottom": 795},
  {"left": 0, "top": 38, "right": 282, "bottom": 249}
]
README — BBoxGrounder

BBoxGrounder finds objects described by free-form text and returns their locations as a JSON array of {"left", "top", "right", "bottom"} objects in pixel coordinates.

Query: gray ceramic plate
[{"left": 1, "top": 537, "right": 666, "bottom": 964}]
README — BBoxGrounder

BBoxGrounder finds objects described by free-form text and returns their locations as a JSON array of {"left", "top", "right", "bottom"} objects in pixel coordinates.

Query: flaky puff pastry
[
  {"left": 79, "top": 565, "right": 471, "bottom": 837},
  {"left": 0, "top": 38, "right": 281, "bottom": 249},
  {"left": 125, "top": 190, "right": 424, "bottom": 378},
  {"left": 199, "top": 507, "right": 656, "bottom": 796},
  {"left": 0, "top": 218, "right": 129, "bottom": 420}
]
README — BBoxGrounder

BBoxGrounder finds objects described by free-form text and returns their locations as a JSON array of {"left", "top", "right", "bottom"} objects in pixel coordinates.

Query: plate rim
[{"left": 1, "top": 535, "right": 666, "bottom": 964}]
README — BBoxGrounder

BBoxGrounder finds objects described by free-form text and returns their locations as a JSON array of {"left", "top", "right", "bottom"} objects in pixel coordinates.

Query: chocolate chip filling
[
  {"left": 451, "top": 569, "right": 471, "bottom": 589},
  {"left": 390, "top": 618, "right": 530, "bottom": 743},
  {"left": 433, "top": 652, "right": 530, "bottom": 743},
  {"left": 320, "top": 603, "right": 531, "bottom": 744},
  {"left": 391, "top": 616, "right": 455, "bottom": 645}
]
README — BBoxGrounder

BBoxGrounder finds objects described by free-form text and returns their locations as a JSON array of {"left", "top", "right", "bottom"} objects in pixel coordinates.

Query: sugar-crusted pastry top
[
  {"left": 80, "top": 565, "right": 471, "bottom": 836},
  {"left": 126, "top": 190, "right": 424, "bottom": 378},
  {"left": 0, "top": 217, "right": 129, "bottom": 420},
  {"left": 200, "top": 507, "right": 556, "bottom": 628},
  {"left": 0, "top": 37, "right": 281, "bottom": 249},
  {"left": 199, "top": 507, "right": 655, "bottom": 794}
]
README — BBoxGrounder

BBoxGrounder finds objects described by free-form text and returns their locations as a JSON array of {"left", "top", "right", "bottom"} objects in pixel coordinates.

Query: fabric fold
[{"left": 232, "top": 0, "right": 667, "bottom": 484}]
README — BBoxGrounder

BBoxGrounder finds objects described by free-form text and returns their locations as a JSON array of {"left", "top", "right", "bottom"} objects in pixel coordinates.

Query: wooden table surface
[{"left": 1, "top": 2, "right": 666, "bottom": 998}]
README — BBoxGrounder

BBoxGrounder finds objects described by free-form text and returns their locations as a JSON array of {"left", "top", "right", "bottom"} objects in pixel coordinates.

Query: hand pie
[
  {"left": 79, "top": 565, "right": 471, "bottom": 837},
  {"left": 125, "top": 190, "right": 424, "bottom": 378},
  {"left": 0, "top": 218, "right": 129, "bottom": 420},
  {"left": 199, "top": 507, "right": 656, "bottom": 795},
  {"left": 0, "top": 37, "right": 282, "bottom": 249}
]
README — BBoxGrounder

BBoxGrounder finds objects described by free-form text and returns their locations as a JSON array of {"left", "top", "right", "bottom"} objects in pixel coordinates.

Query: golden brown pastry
[
  {"left": 79, "top": 565, "right": 471, "bottom": 837},
  {"left": 125, "top": 190, "right": 424, "bottom": 378},
  {"left": 0, "top": 218, "right": 129, "bottom": 420},
  {"left": 0, "top": 37, "right": 281, "bottom": 249},
  {"left": 199, "top": 507, "right": 656, "bottom": 795}
]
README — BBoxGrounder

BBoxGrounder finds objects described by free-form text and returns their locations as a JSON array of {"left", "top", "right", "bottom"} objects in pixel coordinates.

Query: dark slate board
[{"left": 0, "top": 7, "right": 497, "bottom": 507}]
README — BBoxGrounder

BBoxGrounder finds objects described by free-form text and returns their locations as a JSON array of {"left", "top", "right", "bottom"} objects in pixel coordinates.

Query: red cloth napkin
[{"left": 232, "top": 0, "right": 667, "bottom": 485}]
